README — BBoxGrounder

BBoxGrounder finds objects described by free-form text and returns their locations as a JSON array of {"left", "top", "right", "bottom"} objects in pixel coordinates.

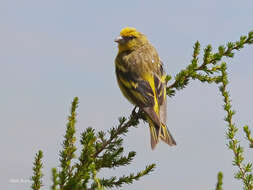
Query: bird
[{"left": 114, "top": 27, "right": 176, "bottom": 149}]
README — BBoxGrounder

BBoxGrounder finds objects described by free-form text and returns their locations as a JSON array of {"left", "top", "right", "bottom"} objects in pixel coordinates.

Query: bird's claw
[{"left": 131, "top": 106, "right": 138, "bottom": 116}]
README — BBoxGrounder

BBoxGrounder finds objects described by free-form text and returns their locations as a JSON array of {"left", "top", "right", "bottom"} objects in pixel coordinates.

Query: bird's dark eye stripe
[{"left": 123, "top": 36, "right": 136, "bottom": 40}]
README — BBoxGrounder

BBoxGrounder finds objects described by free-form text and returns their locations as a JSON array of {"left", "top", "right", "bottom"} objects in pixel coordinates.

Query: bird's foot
[{"left": 131, "top": 106, "right": 138, "bottom": 116}]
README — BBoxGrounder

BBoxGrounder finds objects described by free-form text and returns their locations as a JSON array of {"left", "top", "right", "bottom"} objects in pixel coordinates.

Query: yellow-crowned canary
[{"left": 114, "top": 27, "right": 176, "bottom": 149}]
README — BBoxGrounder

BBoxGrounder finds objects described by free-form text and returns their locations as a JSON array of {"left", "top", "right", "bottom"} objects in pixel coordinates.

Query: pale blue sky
[{"left": 1, "top": 0, "right": 253, "bottom": 189}]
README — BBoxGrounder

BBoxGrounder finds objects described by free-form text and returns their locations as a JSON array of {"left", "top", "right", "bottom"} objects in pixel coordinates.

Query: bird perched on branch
[{"left": 114, "top": 27, "right": 176, "bottom": 149}]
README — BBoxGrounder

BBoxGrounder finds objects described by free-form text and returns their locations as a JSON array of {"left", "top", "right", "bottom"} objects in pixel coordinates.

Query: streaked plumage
[{"left": 114, "top": 27, "right": 176, "bottom": 149}]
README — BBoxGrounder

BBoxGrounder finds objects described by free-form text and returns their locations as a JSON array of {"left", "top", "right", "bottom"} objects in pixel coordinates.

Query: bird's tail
[
  {"left": 160, "top": 123, "right": 176, "bottom": 146},
  {"left": 148, "top": 119, "right": 176, "bottom": 149},
  {"left": 148, "top": 119, "right": 160, "bottom": 150}
]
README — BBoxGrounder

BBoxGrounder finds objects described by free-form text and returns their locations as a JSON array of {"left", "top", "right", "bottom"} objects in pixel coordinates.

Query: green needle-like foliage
[
  {"left": 167, "top": 30, "right": 253, "bottom": 189},
  {"left": 167, "top": 30, "right": 253, "bottom": 97},
  {"left": 93, "top": 164, "right": 155, "bottom": 189},
  {"left": 58, "top": 97, "right": 78, "bottom": 188},
  {"left": 244, "top": 126, "right": 253, "bottom": 148},
  {"left": 31, "top": 98, "right": 154, "bottom": 190},
  {"left": 51, "top": 168, "right": 59, "bottom": 190},
  {"left": 215, "top": 172, "right": 223, "bottom": 190},
  {"left": 219, "top": 63, "right": 253, "bottom": 190},
  {"left": 31, "top": 30, "right": 253, "bottom": 189},
  {"left": 31, "top": 150, "right": 43, "bottom": 190}
]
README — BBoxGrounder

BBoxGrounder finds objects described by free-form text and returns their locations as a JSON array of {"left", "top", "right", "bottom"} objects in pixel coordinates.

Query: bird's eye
[
  {"left": 128, "top": 36, "right": 136, "bottom": 40},
  {"left": 124, "top": 36, "right": 136, "bottom": 41}
]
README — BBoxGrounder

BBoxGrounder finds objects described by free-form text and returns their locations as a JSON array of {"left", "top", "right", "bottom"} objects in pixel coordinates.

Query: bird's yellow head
[{"left": 115, "top": 27, "right": 148, "bottom": 53}]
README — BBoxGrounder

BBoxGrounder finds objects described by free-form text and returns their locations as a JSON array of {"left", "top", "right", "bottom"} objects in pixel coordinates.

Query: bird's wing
[
  {"left": 116, "top": 67, "right": 155, "bottom": 107},
  {"left": 115, "top": 44, "right": 167, "bottom": 126},
  {"left": 154, "top": 62, "right": 167, "bottom": 125},
  {"left": 116, "top": 63, "right": 166, "bottom": 127}
]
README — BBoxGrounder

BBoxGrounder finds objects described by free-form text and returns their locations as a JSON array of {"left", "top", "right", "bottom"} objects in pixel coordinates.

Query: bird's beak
[{"left": 114, "top": 36, "right": 125, "bottom": 44}]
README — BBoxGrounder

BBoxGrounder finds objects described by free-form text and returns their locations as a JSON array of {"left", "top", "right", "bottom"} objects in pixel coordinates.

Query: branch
[
  {"left": 219, "top": 63, "right": 253, "bottom": 190},
  {"left": 59, "top": 97, "right": 78, "bottom": 188},
  {"left": 167, "top": 30, "right": 253, "bottom": 96},
  {"left": 90, "top": 164, "right": 155, "bottom": 189},
  {"left": 92, "top": 108, "right": 142, "bottom": 159}
]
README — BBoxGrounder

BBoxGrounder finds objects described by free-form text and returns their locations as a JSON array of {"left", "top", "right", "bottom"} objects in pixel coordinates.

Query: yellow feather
[
  {"left": 117, "top": 27, "right": 148, "bottom": 53},
  {"left": 161, "top": 74, "right": 167, "bottom": 101},
  {"left": 120, "top": 27, "right": 141, "bottom": 38},
  {"left": 130, "top": 90, "right": 146, "bottom": 103},
  {"left": 147, "top": 117, "right": 159, "bottom": 149},
  {"left": 117, "top": 73, "right": 144, "bottom": 105},
  {"left": 116, "top": 77, "right": 135, "bottom": 105},
  {"left": 131, "top": 81, "right": 138, "bottom": 88},
  {"left": 143, "top": 73, "right": 159, "bottom": 115},
  {"left": 116, "top": 63, "right": 127, "bottom": 72},
  {"left": 161, "top": 74, "right": 166, "bottom": 82},
  {"left": 118, "top": 76, "right": 131, "bottom": 88}
]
